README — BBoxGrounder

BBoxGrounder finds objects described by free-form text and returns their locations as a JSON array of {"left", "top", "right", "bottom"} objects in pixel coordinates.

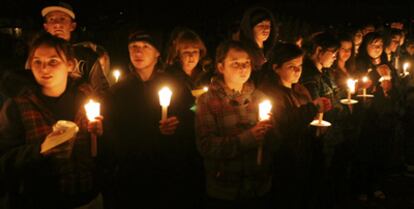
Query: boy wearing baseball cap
[{"left": 40, "top": 1, "right": 110, "bottom": 95}]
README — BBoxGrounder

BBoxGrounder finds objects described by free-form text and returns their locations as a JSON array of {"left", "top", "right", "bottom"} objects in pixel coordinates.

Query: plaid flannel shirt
[
  {"left": 0, "top": 83, "right": 98, "bottom": 208},
  {"left": 195, "top": 77, "right": 272, "bottom": 200}
]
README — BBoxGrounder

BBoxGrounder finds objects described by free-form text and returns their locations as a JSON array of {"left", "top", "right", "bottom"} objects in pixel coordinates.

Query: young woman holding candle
[
  {"left": 0, "top": 33, "right": 103, "bottom": 209},
  {"left": 196, "top": 40, "right": 272, "bottom": 209},
  {"left": 331, "top": 33, "right": 356, "bottom": 95},
  {"left": 354, "top": 31, "right": 402, "bottom": 201},
  {"left": 301, "top": 31, "right": 352, "bottom": 208},
  {"left": 164, "top": 27, "right": 215, "bottom": 208},
  {"left": 258, "top": 43, "right": 331, "bottom": 209}
]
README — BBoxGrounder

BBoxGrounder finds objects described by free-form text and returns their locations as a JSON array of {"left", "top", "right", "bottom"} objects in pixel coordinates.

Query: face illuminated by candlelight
[
  {"left": 179, "top": 45, "right": 200, "bottom": 75},
  {"left": 217, "top": 48, "right": 252, "bottom": 91},
  {"left": 274, "top": 56, "right": 303, "bottom": 88},
  {"left": 253, "top": 20, "right": 271, "bottom": 47},
  {"left": 338, "top": 41, "right": 352, "bottom": 62},
  {"left": 367, "top": 39, "right": 383, "bottom": 60},
  {"left": 128, "top": 41, "right": 160, "bottom": 73},
  {"left": 43, "top": 11, "right": 76, "bottom": 41}
]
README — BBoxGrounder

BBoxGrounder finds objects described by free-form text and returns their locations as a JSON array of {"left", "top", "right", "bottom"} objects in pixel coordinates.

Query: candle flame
[
  {"left": 203, "top": 86, "right": 209, "bottom": 92},
  {"left": 158, "top": 87, "right": 173, "bottom": 107},
  {"left": 259, "top": 100, "right": 272, "bottom": 121},
  {"left": 403, "top": 62, "right": 410, "bottom": 71},
  {"left": 403, "top": 62, "right": 410, "bottom": 75},
  {"left": 347, "top": 79, "right": 357, "bottom": 94},
  {"left": 113, "top": 70, "right": 121, "bottom": 82},
  {"left": 84, "top": 99, "right": 100, "bottom": 121},
  {"left": 362, "top": 76, "right": 368, "bottom": 83}
]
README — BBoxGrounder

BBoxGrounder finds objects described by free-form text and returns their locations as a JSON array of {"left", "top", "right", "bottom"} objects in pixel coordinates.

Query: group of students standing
[{"left": 1, "top": 1, "right": 414, "bottom": 209}]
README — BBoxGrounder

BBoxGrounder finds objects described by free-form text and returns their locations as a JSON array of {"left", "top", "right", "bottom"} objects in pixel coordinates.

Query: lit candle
[
  {"left": 347, "top": 79, "right": 357, "bottom": 102},
  {"left": 257, "top": 100, "right": 272, "bottom": 166},
  {"left": 191, "top": 86, "right": 209, "bottom": 97},
  {"left": 362, "top": 76, "right": 369, "bottom": 96},
  {"left": 113, "top": 70, "right": 121, "bottom": 83},
  {"left": 403, "top": 62, "right": 410, "bottom": 76},
  {"left": 158, "top": 87, "right": 173, "bottom": 120},
  {"left": 84, "top": 99, "right": 100, "bottom": 157},
  {"left": 258, "top": 100, "right": 272, "bottom": 121}
]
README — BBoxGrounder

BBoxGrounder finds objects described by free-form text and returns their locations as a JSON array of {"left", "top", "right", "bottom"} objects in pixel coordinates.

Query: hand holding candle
[
  {"left": 84, "top": 99, "right": 102, "bottom": 157},
  {"left": 379, "top": 76, "right": 392, "bottom": 97},
  {"left": 310, "top": 97, "right": 332, "bottom": 127},
  {"left": 158, "top": 87, "right": 173, "bottom": 121},
  {"left": 256, "top": 100, "right": 272, "bottom": 165}
]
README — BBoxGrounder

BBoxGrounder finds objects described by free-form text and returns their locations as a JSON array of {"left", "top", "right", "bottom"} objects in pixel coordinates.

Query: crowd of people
[{"left": 1, "top": 1, "right": 414, "bottom": 209}]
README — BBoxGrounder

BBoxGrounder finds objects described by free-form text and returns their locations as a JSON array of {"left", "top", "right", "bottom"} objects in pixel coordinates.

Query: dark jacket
[
  {"left": 258, "top": 69, "right": 318, "bottom": 209},
  {"left": 259, "top": 71, "right": 317, "bottom": 161},
  {"left": 106, "top": 68, "right": 198, "bottom": 208},
  {"left": 300, "top": 57, "right": 341, "bottom": 118},
  {"left": 73, "top": 44, "right": 110, "bottom": 96}
]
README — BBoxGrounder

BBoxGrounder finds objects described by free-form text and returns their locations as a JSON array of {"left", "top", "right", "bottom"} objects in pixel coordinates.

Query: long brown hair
[{"left": 26, "top": 32, "right": 80, "bottom": 78}]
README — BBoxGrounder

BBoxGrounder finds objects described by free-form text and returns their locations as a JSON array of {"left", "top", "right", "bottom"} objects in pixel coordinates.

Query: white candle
[
  {"left": 113, "top": 70, "right": 121, "bottom": 83},
  {"left": 347, "top": 79, "right": 357, "bottom": 101},
  {"left": 403, "top": 62, "right": 410, "bottom": 76},
  {"left": 84, "top": 99, "right": 100, "bottom": 157},
  {"left": 257, "top": 100, "right": 272, "bottom": 166},
  {"left": 158, "top": 87, "right": 173, "bottom": 120},
  {"left": 362, "top": 76, "right": 369, "bottom": 96},
  {"left": 318, "top": 113, "right": 323, "bottom": 124},
  {"left": 258, "top": 100, "right": 272, "bottom": 121}
]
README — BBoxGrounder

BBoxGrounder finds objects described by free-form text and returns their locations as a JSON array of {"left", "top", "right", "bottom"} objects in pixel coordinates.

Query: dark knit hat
[
  {"left": 128, "top": 30, "right": 162, "bottom": 52},
  {"left": 41, "top": 1, "right": 75, "bottom": 19}
]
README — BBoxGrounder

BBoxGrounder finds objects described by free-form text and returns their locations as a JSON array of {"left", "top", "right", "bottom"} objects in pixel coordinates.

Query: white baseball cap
[{"left": 41, "top": 2, "right": 75, "bottom": 19}]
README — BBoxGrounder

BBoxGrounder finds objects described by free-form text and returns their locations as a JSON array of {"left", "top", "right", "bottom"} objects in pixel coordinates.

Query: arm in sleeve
[
  {"left": 301, "top": 78, "right": 320, "bottom": 100},
  {"left": 89, "top": 60, "right": 110, "bottom": 96},
  {"left": 0, "top": 100, "right": 43, "bottom": 183}
]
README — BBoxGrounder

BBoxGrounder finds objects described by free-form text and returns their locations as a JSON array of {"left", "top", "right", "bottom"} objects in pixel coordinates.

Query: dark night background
[
  {"left": 1, "top": 0, "right": 414, "bottom": 69},
  {"left": 2, "top": 1, "right": 414, "bottom": 208}
]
